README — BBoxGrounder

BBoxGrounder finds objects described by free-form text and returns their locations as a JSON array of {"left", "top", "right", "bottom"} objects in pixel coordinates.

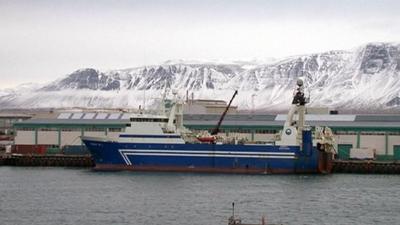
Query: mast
[{"left": 277, "top": 78, "right": 308, "bottom": 146}]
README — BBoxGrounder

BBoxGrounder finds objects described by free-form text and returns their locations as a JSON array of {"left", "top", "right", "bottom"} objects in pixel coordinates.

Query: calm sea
[{"left": 0, "top": 167, "right": 399, "bottom": 225}]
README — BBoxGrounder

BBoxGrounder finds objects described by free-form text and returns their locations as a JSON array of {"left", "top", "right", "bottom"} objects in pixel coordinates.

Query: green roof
[{"left": 13, "top": 115, "right": 400, "bottom": 132}]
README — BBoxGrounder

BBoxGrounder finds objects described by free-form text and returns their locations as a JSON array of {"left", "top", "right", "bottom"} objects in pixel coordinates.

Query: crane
[{"left": 211, "top": 90, "right": 238, "bottom": 136}]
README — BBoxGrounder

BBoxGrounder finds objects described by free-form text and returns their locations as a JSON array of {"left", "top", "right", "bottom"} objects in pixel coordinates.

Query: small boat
[{"left": 228, "top": 202, "right": 283, "bottom": 225}]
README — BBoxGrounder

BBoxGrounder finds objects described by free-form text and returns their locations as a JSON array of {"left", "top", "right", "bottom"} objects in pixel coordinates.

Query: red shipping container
[{"left": 12, "top": 145, "right": 50, "bottom": 155}]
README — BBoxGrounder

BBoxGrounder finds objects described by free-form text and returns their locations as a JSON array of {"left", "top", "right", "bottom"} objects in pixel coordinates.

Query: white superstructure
[
  {"left": 117, "top": 113, "right": 185, "bottom": 144},
  {"left": 276, "top": 79, "right": 308, "bottom": 146}
]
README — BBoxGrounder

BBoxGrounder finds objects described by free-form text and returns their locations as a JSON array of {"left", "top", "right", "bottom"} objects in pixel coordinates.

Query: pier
[
  {"left": 0, "top": 154, "right": 93, "bottom": 167},
  {"left": 332, "top": 160, "right": 400, "bottom": 174},
  {"left": 1, "top": 153, "right": 400, "bottom": 174}
]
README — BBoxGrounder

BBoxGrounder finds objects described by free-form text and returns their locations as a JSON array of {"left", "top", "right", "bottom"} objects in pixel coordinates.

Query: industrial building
[
  {"left": 0, "top": 113, "right": 32, "bottom": 134},
  {"left": 12, "top": 112, "right": 400, "bottom": 160},
  {"left": 0, "top": 113, "right": 32, "bottom": 149},
  {"left": 184, "top": 99, "right": 238, "bottom": 114}
]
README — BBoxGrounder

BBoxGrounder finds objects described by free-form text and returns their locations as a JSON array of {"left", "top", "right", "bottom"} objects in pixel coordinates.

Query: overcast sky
[{"left": 1, "top": 0, "right": 400, "bottom": 88}]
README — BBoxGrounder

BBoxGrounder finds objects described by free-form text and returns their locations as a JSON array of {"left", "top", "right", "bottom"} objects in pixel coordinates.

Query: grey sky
[{"left": 1, "top": 0, "right": 400, "bottom": 88}]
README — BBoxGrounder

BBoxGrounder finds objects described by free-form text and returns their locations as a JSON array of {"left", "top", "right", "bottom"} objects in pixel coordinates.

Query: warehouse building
[
  {"left": 12, "top": 112, "right": 400, "bottom": 160},
  {"left": 0, "top": 113, "right": 32, "bottom": 150},
  {"left": 0, "top": 113, "right": 32, "bottom": 134}
]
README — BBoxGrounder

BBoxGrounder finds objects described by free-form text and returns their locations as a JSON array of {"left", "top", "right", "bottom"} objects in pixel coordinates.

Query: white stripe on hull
[
  {"left": 118, "top": 149, "right": 297, "bottom": 166},
  {"left": 118, "top": 150, "right": 131, "bottom": 165},
  {"left": 125, "top": 152, "right": 295, "bottom": 158},
  {"left": 121, "top": 149, "right": 295, "bottom": 155}
]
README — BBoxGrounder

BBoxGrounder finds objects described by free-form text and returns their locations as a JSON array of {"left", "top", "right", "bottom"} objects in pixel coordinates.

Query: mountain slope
[{"left": 1, "top": 42, "right": 399, "bottom": 112}]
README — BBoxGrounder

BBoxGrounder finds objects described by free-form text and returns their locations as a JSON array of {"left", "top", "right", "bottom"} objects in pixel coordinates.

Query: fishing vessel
[{"left": 82, "top": 79, "right": 335, "bottom": 174}]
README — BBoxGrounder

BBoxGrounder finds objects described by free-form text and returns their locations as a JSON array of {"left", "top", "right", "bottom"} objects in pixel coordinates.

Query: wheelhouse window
[
  {"left": 108, "top": 128, "right": 122, "bottom": 132},
  {"left": 130, "top": 118, "right": 168, "bottom": 122}
]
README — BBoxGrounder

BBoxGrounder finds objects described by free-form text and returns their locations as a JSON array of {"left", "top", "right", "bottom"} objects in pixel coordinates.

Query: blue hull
[{"left": 82, "top": 139, "right": 330, "bottom": 174}]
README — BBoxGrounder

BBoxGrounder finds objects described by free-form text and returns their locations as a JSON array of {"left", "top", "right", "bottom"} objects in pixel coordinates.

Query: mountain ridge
[{"left": 1, "top": 42, "right": 400, "bottom": 112}]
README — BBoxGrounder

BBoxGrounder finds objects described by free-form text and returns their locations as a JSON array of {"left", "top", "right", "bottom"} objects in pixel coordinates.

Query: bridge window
[{"left": 130, "top": 118, "right": 168, "bottom": 122}]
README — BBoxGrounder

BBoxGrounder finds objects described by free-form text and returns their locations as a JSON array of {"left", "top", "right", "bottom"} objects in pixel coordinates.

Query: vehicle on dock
[{"left": 81, "top": 79, "right": 335, "bottom": 174}]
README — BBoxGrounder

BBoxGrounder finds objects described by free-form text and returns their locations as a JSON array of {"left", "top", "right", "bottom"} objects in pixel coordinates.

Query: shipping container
[
  {"left": 62, "top": 145, "right": 90, "bottom": 155},
  {"left": 5, "top": 145, "right": 12, "bottom": 154},
  {"left": 46, "top": 147, "right": 62, "bottom": 155},
  {"left": 394, "top": 145, "right": 400, "bottom": 161},
  {"left": 12, "top": 145, "right": 50, "bottom": 155},
  {"left": 0, "top": 135, "right": 13, "bottom": 141},
  {"left": 376, "top": 155, "right": 393, "bottom": 161},
  {"left": 349, "top": 148, "right": 376, "bottom": 160},
  {"left": 337, "top": 144, "right": 352, "bottom": 160}
]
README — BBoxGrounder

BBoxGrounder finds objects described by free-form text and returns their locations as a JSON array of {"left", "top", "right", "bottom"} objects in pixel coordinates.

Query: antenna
[
  {"left": 143, "top": 89, "right": 146, "bottom": 111},
  {"left": 160, "top": 82, "right": 169, "bottom": 115},
  {"left": 232, "top": 202, "right": 235, "bottom": 218},
  {"left": 172, "top": 89, "right": 178, "bottom": 101},
  {"left": 251, "top": 93, "right": 257, "bottom": 114}
]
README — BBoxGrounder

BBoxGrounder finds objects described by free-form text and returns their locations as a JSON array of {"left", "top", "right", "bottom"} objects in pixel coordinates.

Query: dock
[
  {"left": 332, "top": 160, "right": 400, "bottom": 174},
  {"left": 0, "top": 154, "right": 93, "bottom": 167},
  {"left": 1, "top": 153, "right": 400, "bottom": 174}
]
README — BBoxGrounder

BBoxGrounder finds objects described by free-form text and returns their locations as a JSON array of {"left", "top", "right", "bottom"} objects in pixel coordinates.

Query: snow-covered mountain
[{"left": 1, "top": 42, "right": 400, "bottom": 112}]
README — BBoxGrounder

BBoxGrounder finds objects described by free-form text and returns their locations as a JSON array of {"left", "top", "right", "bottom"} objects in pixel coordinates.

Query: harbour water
[{"left": 0, "top": 167, "right": 399, "bottom": 225}]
